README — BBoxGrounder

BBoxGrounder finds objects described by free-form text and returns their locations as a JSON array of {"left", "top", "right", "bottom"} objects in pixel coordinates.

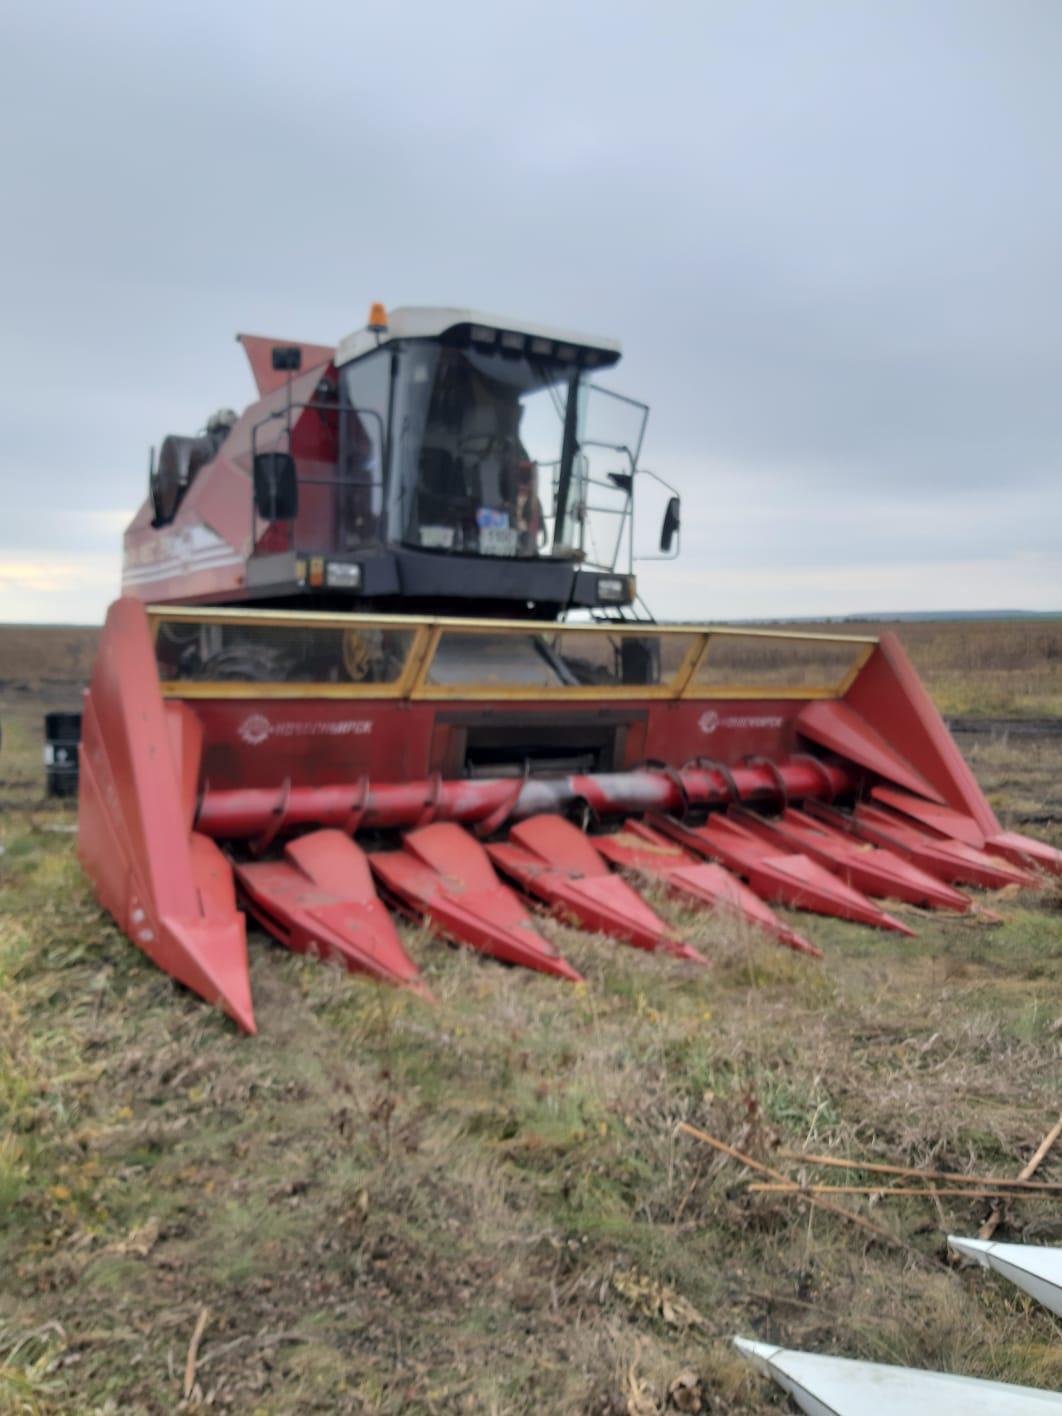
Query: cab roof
[{"left": 335, "top": 306, "right": 622, "bottom": 370}]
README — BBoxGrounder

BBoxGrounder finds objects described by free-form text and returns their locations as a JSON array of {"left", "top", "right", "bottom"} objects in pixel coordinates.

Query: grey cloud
[{"left": 1, "top": 0, "right": 1060, "bottom": 619}]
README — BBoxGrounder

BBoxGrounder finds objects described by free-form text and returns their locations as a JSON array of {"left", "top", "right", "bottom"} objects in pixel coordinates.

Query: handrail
[
  {"left": 148, "top": 604, "right": 879, "bottom": 643},
  {"left": 246, "top": 395, "right": 653, "bottom": 576},
  {"left": 148, "top": 605, "right": 879, "bottom": 704}
]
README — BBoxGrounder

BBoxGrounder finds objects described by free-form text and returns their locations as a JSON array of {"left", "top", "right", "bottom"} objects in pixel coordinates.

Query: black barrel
[{"left": 44, "top": 711, "right": 82, "bottom": 798}]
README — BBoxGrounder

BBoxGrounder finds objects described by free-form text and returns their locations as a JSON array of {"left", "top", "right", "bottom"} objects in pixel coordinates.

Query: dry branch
[
  {"left": 750, "top": 1182, "right": 1059, "bottom": 1200},
  {"left": 676, "top": 1122, "right": 932, "bottom": 1263},
  {"left": 776, "top": 1149, "right": 1062, "bottom": 1191},
  {"left": 978, "top": 1114, "right": 1062, "bottom": 1241},
  {"left": 183, "top": 1306, "right": 209, "bottom": 1401}
]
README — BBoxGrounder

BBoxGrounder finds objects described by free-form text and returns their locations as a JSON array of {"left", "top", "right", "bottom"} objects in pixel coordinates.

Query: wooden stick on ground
[
  {"left": 978, "top": 1115, "right": 1062, "bottom": 1242},
  {"left": 750, "top": 1183, "right": 1060, "bottom": 1200},
  {"left": 183, "top": 1306, "right": 210, "bottom": 1401},
  {"left": 776, "top": 1150, "right": 1047, "bottom": 1190},
  {"left": 775, "top": 1150, "right": 1062, "bottom": 1192},
  {"left": 675, "top": 1122, "right": 931, "bottom": 1264}
]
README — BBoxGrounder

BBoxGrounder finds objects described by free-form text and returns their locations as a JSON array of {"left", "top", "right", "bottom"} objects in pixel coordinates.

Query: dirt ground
[{"left": 1, "top": 619, "right": 1060, "bottom": 1413}]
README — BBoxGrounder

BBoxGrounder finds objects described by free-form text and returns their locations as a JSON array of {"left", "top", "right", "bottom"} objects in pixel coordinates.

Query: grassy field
[
  {"left": 1, "top": 620, "right": 1060, "bottom": 1413},
  {"left": 797, "top": 618, "right": 1062, "bottom": 718}
]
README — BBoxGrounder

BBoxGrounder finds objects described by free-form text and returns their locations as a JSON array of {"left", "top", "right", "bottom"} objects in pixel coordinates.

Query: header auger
[{"left": 79, "top": 306, "right": 1062, "bottom": 1031}]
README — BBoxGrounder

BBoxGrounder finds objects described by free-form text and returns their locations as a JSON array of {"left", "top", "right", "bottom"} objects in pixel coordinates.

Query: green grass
[{"left": 2, "top": 826, "right": 1062, "bottom": 1410}]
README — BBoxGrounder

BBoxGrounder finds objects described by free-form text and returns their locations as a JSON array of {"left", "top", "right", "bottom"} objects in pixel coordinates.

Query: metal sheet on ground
[
  {"left": 733, "top": 1337, "right": 1062, "bottom": 1415},
  {"left": 949, "top": 1236, "right": 1062, "bottom": 1318}
]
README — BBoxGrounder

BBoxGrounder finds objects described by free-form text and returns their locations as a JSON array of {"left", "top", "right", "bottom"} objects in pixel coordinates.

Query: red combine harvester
[{"left": 79, "top": 306, "right": 1061, "bottom": 1032}]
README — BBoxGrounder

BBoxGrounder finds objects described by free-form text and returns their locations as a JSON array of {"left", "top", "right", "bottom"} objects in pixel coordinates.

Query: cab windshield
[{"left": 392, "top": 344, "right": 581, "bottom": 559}]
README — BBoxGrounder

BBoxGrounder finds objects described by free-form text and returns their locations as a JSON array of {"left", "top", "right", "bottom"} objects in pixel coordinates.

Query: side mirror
[
  {"left": 660, "top": 495, "right": 681, "bottom": 553},
  {"left": 271, "top": 346, "right": 302, "bottom": 372},
  {"left": 253, "top": 451, "right": 299, "bottom": 520}
]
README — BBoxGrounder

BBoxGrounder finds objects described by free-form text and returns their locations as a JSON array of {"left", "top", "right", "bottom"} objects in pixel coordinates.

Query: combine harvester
[{"left": 78, "top": 306, "right": 1062, "bottom": 1031}]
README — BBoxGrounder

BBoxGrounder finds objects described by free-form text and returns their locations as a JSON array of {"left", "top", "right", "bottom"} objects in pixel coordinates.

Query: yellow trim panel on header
[{"left": 149, "top": 606, "right": 879, "bottom": 702}]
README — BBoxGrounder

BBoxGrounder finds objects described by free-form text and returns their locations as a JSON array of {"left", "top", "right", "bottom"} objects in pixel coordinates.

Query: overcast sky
[{"left": 1, "top": 0, "right": 1060, "bottom": 623}]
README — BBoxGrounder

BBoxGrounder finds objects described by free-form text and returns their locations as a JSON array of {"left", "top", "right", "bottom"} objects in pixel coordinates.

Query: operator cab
[
  {"left": 325, "top": 308, "right": 637, "bottom": 616},
  {"left": 148, "top": 305, "right": 680, "bottom": 620},
  {"left": 398, "top": 343, "right": 548, "bottom": 558}
]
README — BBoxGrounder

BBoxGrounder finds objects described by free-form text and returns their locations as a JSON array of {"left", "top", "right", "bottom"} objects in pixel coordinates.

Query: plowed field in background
[{"left": 1, "top": 619, "right": 1060, "bottom": 1413}]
